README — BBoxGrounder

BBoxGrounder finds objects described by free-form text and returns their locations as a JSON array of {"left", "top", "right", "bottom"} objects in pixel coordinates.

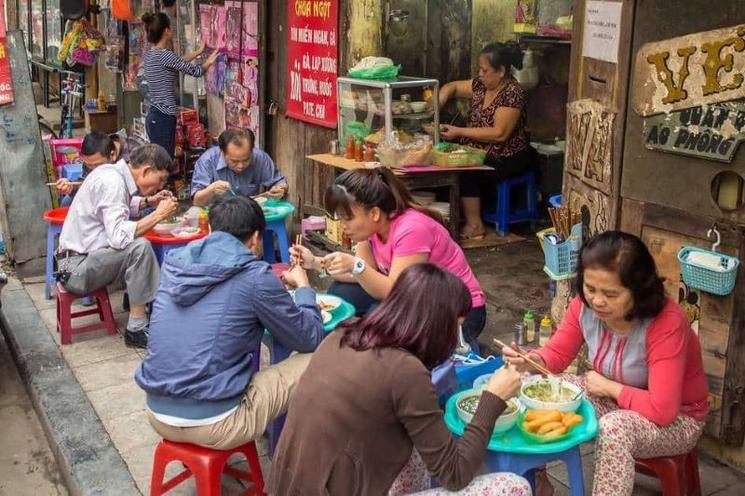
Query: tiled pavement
[{"left": 19, "top": 276, "right": 745, "bottom": 495}]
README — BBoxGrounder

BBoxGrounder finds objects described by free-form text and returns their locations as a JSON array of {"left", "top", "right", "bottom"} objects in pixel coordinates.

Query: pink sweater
[{"left": 535, "top": 297, "right": 709, "bottom": 426}]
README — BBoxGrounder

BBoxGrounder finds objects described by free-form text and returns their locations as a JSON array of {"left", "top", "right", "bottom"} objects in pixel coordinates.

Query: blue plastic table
[
  {"left": 443, "top": 393, "right": 598, "bottom": 495},
  {"left": 264, "top": 296, "right": 356, "bottom": 453},
  {"left": 262, "top": 201, "right": 295, "bottom": 264}
]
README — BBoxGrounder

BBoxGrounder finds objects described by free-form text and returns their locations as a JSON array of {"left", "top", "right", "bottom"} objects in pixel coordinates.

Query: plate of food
[
  {"left": 253, "top": 196, "right": 268, "bottom": 206},
  {"left": 517, "top": 408, "right": 584, "bottom": 444},
  {"left": 322, "top": 310, "right": 333, "bottom": 325},
  {"left": 172, "top": 226, "right": 201, "bottom": 238},
  {"left": 317, "top": 294, "right": 342, "bottom": 314},
  {"left": 520, "top": 376, "right": 583, "bottom": 413},
  {"left": 455, "top": 389, "right": 521, "bottom": 434},
  {"left": 153, "top": 217, "right": 184, "bottom": 236}
]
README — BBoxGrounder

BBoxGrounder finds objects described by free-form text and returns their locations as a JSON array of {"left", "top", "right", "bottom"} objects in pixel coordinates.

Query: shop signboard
[
  {"left": 0, "top": 0, "right": 13, "bottom": 106},
  {"left": 633, "top": 24, "right": 745, "bottom": 117},
  {"left": 286, "top": 0, "right": 338, "bottom": 128},
  {"left": 643, "top": 102, "right": 745, "bottom": 163}
]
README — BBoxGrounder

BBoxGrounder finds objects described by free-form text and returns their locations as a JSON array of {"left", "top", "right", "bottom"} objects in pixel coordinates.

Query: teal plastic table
[
  {"left": 261, "top": 200, "right": 295, "bottom": 264},
  {"left": 443, "top": 391, "right": 598, "bottom": 495}
]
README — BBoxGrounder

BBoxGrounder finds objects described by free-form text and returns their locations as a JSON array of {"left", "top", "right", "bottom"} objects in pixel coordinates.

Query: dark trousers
[
  {"left": 146, "top": 107, "right": 177, "bottom": 158},
  {"left": 328, "top": 281, "right": 487, "bottom": 350}
]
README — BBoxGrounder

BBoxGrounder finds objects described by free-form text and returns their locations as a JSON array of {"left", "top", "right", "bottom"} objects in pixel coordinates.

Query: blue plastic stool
[
  {"left": 483, "top": 171, "right": 540, "bottom": 236},
  {"left": 263, "top": 219, "right": 290, "bottom": 264},
  {"left": 45, "top": 223, "right": 63, "bottom": 300}
]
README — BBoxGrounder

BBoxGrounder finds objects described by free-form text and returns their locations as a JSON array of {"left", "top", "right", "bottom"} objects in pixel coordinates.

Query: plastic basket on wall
[
  {"left": 678, "top": 246, "right": 739, "bottom": 296},
  {"left": 539, "top": 222, "right": 583, "bottom": 280}
]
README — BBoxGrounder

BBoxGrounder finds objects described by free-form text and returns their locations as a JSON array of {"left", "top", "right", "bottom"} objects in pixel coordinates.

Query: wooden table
[{"left": 307, "top": 154, "right": 491, "bottom": 240}]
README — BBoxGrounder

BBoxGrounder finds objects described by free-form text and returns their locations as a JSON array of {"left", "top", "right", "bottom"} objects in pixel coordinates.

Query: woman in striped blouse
[{"left": 142, "top": 12, "right": 219, "bottom": 158}]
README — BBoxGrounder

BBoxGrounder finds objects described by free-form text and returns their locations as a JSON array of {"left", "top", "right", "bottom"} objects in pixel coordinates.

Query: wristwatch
[{"left": 351, "top": 257, "right": 366, "bottom": 276}]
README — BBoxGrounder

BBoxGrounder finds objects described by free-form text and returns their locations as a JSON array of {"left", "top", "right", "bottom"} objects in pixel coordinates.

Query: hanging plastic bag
[{"left": 112, "top": 0, "right": 135, "bottom": 21}]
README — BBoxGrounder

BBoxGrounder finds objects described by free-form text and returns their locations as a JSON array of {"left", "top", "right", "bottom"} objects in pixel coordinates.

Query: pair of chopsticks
[
  {"left": 47, "top": 181, "right": 83, "bottom": 187},
  {"left": 290, "top": 234, "right": 302, "bottom": 268},
  {"left": 494, "top": 339, "right": 554, "bottom": 376}
]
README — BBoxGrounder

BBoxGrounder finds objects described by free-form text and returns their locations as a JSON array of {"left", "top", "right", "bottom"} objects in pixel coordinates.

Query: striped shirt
[{"left": 143, "top": 48, "right": 204, "bottom": 116}]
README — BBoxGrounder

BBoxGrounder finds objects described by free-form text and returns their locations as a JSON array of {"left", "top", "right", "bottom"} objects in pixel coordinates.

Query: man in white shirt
[{"left": 57, "top": 144, "right": 178, "bottom": 348}]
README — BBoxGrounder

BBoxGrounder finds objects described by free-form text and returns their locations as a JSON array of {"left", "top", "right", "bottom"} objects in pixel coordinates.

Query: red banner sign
[
  {"left": 0, "top": 0, "right": 13, "bottom": 106},
  {"left": 286, "top": 0, "right": 338, "bottom": 128}
]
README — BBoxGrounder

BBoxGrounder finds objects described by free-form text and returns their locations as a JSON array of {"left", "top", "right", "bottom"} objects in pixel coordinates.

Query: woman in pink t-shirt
[
  {"left": 503, "top": 231, "right": 709, "bottom": 496},
  {"left": 291, "top": 167, "right": 487, "bottom": 348}
]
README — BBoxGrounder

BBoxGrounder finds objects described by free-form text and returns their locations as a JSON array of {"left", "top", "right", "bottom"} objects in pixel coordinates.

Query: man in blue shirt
[
  {"left": 191, "top": 128, "right": 288, "bottom": 206},
  {"left": 135, "top": 195, "right": 323, "bottom": 448}
]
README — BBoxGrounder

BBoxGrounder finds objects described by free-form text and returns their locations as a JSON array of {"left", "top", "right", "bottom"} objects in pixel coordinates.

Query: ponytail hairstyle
[
  {"left": 480, "top": 41, "right": 524, "bottom": 72},
  {"left": 325, "top": 167, "right": 445, "bottom": 226},
  {"left": 141, "top": 12, "right": 171, "bottom": 44}
]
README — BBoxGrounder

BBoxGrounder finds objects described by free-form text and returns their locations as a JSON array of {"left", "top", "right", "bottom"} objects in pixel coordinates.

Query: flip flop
[{"left": 460, "top": 231, "right": 485, "bottom": 241}]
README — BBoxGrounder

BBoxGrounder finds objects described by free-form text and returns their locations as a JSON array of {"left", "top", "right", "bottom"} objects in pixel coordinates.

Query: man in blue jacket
[{"left": 135, "top": 195, "right": 324, "bottom": 449}]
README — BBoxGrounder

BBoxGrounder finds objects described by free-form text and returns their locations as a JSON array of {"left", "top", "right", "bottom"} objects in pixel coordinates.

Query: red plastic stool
[
  {"left": 150, "top": 439, "right": 265, "bottom": 496},
  {"left": 635, "top": 448, "right": 702, "bottom": 496},
  {"left": 56, "top": 283, "right": 117, "bottom": 345}
]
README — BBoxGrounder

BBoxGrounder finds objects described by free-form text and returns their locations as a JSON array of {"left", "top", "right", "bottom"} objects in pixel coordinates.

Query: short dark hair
[
  {"left": 480, "top": 41, "right": 523, "bottom": 71},
  {"left": 339, "top": 263, "right": 472, "bottom": 369},
  {"left": 576, "top": 231, "right": 666, "bottom": 321},
  {"left": 129, "top": 144, "right": 172, "bottom": 171},
  {"left": 208, "top": 195, "right": 266, "bottom": 243},
  {"left": 218, "top": 128, "right": 255, "bottom": 152},
  {"left": 141, "top": 12, "right": 171, "bottom": 44},
  {"left": 81, "top": 131, "right": 115, "bottom": 158}
]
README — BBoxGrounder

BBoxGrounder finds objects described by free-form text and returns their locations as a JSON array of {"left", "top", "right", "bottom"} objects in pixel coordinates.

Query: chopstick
[
  {"left": 290, "top": 234, "right": 302, "bottom": 268},
  {"left": 493, "top": 339, "right": 555, "bottom": 377},
  {"left": 46, "top": 181, "right": 83, "bottom": 187}
]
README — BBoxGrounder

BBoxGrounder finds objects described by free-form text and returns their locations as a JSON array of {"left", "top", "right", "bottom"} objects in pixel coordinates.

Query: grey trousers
[{"left": 58, "top": 237, "right": 160, "bottom": 306}]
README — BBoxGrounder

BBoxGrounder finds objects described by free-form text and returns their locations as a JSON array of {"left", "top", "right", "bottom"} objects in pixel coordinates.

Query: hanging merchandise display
[
  {"left": 104, "top": 9, "right": 124, "bottom": 72},
  {"left": 58, "top": 18, "right": 106, "bottom": 67},
  {"left": 124, "top": 19, "right": 148, "bottom": 91}
]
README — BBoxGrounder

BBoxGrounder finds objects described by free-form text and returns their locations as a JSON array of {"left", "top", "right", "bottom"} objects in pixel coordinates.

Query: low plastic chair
[
  {"left": 635, "top": 448, "right": 702, "bottom": 496},
  {"left": 56, "top": 283, "right": 117, "bottom": 345},
  {"left": 263, "top": 219, "right": 290, "bottom": 264},
  {"left": 150, "top": 439, "right": 265, "bottom": 496},
  {"left": 482, "top": 170, "right": 540, "bottom": 236}
]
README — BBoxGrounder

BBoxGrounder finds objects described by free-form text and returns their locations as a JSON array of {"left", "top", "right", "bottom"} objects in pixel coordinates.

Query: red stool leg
[
  {"left": 149, "top": 443, "right": 169, "bottom": 496},
  {"left": 242, "top": 443, "right": 265, "bottom": 494},
  {"left": 685, "top": 450, "right": 702, "bottom": 496},
  {"left": 194, "top": 456, "right": 224, "bottom": 496},
  {"left": 97, "top": 290, "right": 117, "bottom": 335},
  {"left": 58, "top": 294, "right": 73, "bottom": 345},
  {"left": 653, "top": 458, "right": 684, "bottom": 496}
]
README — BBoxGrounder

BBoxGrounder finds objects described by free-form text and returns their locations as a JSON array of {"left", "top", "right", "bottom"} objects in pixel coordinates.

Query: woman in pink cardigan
[{"left": 503, "top": 231, "right": 709, "bottom": 496}]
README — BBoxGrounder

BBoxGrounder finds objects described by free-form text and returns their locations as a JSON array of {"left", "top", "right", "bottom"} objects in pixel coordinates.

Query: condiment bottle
[
  {"left": 345, "top": 136, "right": 355, "bottom": 159},
  {"left": 354, "top": 139, "right": 364, "bottom": 162},
  {"left": 198, "top": 209, "right": 209, "bottom": 233},
  {"left": 539, "top": 315, "right": 553, "bottom": 347},
  {"left": 97, "top": 91, "right": 106, "bottom": 111},
  {"left": 363, "top": 144, "right": 375, "bottom": 162},
  {"left": 523, "top": 310, "right": 536, "bottom": 344}
]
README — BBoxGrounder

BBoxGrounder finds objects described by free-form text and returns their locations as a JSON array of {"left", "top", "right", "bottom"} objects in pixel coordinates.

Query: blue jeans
[
  {"left": 328, "top": 282, "right": 487, "bottom": 350},
  {"left": 146, "top": 107, "right": 177, "bottom": 158}
]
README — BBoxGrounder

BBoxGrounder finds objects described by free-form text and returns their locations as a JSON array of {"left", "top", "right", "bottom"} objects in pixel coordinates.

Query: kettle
[{"left": 512, "top": 49, "right": 539, "bottom": 90}]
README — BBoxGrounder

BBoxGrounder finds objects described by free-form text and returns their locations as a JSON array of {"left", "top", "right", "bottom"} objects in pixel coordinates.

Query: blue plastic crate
[
  {"left": 61, "top": 162, "right": 84, "bottom": 181},
  {"left": 548, "top": 194, "right": 562, "bottom": 208},
  {"left": 542, "top": 222, "right": 583, "bottom": 280}
]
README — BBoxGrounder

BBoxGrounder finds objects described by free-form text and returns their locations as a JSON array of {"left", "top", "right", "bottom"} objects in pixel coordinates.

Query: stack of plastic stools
[
  {"left": 150, "top": 439, "right": 265, "bottom": 495},
  {"left": 483, "top": 170, "right": 540, "bottom": 236},
  {"left": 635, "top": 448, "right": 702, "bottom": 496},
  {"left": 56, "top": 283, "right": 117, "bottom": 345}
]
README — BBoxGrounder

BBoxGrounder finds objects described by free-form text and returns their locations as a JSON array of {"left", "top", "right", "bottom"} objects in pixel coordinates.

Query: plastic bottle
[
  {"left": 523, "top": 310, "right": 536, "bottom": 344},
  {"left": 198, "top": 209, "right": 209, "bottom": 233},
  {"left": 345, "top": 136, "right": 355, "bottom": 159},
  {"left": 354, "top": 139, "right": 364, "bottom": 161},
  {"left": 539, "top": 315, "right": 553, "bottom": 347}
]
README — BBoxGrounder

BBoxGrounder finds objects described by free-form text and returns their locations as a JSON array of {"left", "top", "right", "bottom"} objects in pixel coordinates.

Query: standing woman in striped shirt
[{"left": 142, "top": 12, "right": 219, "bottom": 157}]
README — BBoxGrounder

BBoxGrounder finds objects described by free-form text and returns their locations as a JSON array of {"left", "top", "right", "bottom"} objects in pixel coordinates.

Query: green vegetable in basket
[
  {"left": 344, "top": 122, "right": 371, "bottom": 142},
  {"left": 435, "top": 141, "right": 456, "bottom": 152}
]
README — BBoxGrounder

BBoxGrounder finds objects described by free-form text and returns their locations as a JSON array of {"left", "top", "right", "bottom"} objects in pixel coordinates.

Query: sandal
[{"left": 459, "top": 230, "right": 486, "bottom": 241}]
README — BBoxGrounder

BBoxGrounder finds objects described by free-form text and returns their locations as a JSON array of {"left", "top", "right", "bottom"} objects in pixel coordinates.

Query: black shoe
[{"left": 124, "top": 328, "right": 149, "bottom": 349}]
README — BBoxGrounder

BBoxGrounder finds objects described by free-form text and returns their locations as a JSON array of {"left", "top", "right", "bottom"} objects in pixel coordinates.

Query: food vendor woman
[
  {"left": 142, "top": 12, "right": 219, "bottom": 158},
  {"left": 503, "top": 231, "right": 709, "bottom": 496},
  {"left": 438, "top": 41, "right": 537, "bottom": 240},
  {"left": 291, "top": 168, "right": 487, "bottom": 350}
]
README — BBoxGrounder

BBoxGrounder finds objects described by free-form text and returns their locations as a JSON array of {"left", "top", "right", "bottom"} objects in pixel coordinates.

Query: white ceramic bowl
[
  {"left": 456, "top": 389, "right": 521, "bottom": 434},
  {"left": 410, "top": 101, "right": 428, "bottom": 113},
  {"left": 520, "top": 376, "right": 583, "bottom": 413},
  {"left": 473, "top": 373, "right": 493, "bottom": 389}
]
